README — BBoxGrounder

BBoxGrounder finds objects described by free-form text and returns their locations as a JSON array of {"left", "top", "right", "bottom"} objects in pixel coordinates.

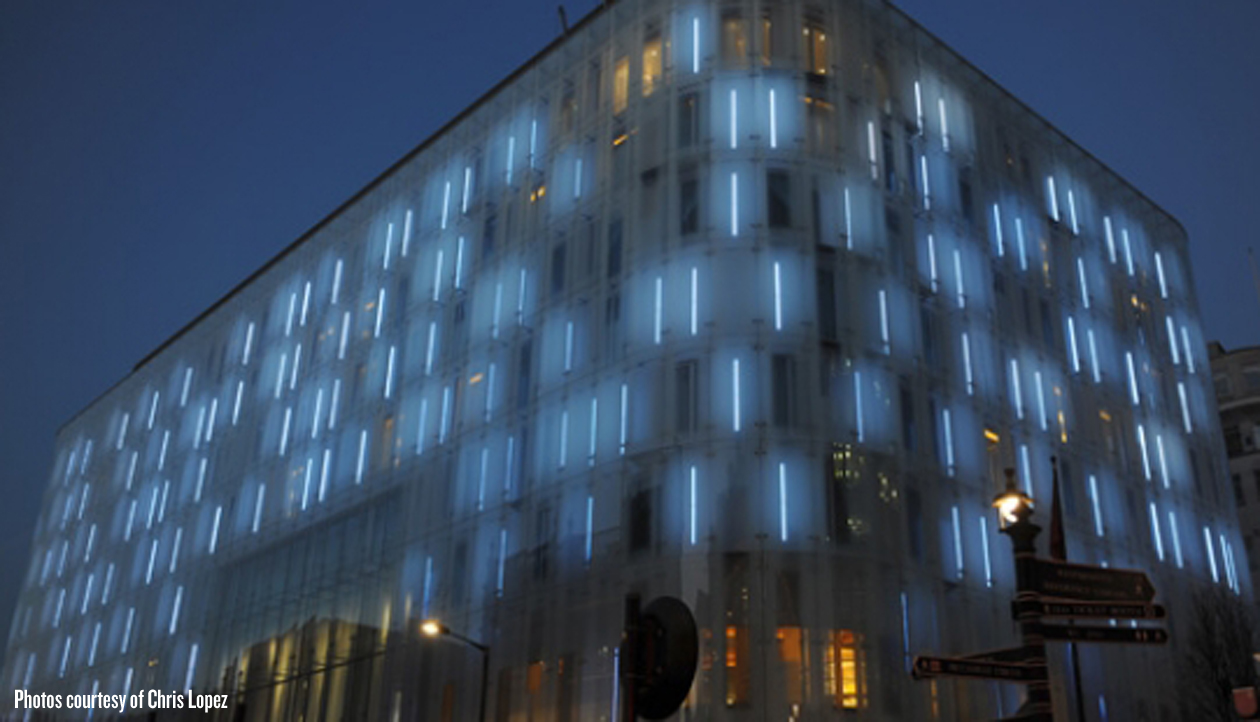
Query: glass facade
[{"left": 3, "top": 0, "right": 1248, "bottom": 718}]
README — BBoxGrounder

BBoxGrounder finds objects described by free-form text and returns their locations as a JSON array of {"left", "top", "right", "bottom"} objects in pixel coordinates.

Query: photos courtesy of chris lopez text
[{"left": 14, "top": 689, "right": 229, "bottom": 713}]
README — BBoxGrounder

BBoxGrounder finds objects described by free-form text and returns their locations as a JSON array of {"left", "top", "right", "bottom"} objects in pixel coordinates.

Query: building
[
  {"left": 1209, "top": 341, "right": 1260, "bottom": 598},
  {"left": 2, "top": 0, "right": 1249, "bottom": 719}
]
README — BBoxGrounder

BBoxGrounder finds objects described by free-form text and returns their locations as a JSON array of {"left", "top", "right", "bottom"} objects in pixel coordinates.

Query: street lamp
[
  {"left": 992, "top": 467, "right": 1035, "bottom": 529},
  {"left": 420, "top": 619, "right": 490, "bottom": 722}
]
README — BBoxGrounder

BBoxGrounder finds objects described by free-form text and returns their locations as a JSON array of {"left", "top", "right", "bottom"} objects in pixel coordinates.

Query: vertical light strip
[
  {"left": 574, "top": 159, "right": 582, "bottom": 199},
  {"left": 773, "top": 262, "right": 783, "bottom": 330},
  {"left": 402, "top": 210, "right": 413, "bottom": 257},
  {"left": 953, "top": 249, "right": 965, "bottom": 308},
  {"left": 374, "top": 288, "right": 386, "bottom": 338},
  {"left": 1088, "top": 475, "right": 1104, "bottom": 538},
  {"left": 843, "top": 187, "right": 853, "bottom": 249},
  {"left": 477, "top": 447, "right": 488, "bottom": 511},
  {"left": 319, "top": 449, "right": 331, "bottom": 502},
  {"left": 355, "top": 429, "right": 368, "bottom": 484},
  {"left": 492, "top": 283, "right": 503, "bottom": 338},
  {"left": 878, "top": 289, "right": 890, "bottom": 354},
  {"left": 1019, "top": 444, "right": 1032, "bottom": 494},
  {"left": 588, "top": 397, "right": 598, "bottom": 466},
  {"left": 59, "top": 636, "right": 71, "bottom": 678},
  {"left": 169, "top": 528, "right": 181, "bottom": 573},
  {"left": 778, "top": 462, "right": 788, "bottom": 542},
  {"left": 1155, "top": 252, "right": 1168, "bottom": 298},
  {"left": 938, "top": 97, "right": 949, "bottom": 152},
  {"left": 329, "top": 378, "right": 342, "bottom": 430},
  {"left": 81, "top": 574, "right": 94, "bottom": 613},
  {"left": 122, "top": 608, "right": 134, "bottom": 655},
  {"left": 290, "top": 344, "right": 302, "bottom": 389},
  {"left": 332, "top": 260, "right": 343, "bottom": 304},
  {"left": 954, "top": 334, "right": 972, "bottom": 397},
  {"left": 422, "top": 557, "right": 433, "bottom": 618},
  {"left": 914, "top": 81, "right": 924, "bottom": 134},
  {"left": 126, "top": 452, "right": 138, "bottom": 490},
  {"left": 517, "top": 268, "right": 527, "bottom": 325},
  {"left": 1104, "top": 217, "right": 1117, "bottom": 263},
  {"left": 423, "top": 321, "right": 439, "bottom": 376},
  {"left": 1122, "top": 229, "right": 1135, "bottom": 277},
  {"left": 900, "top": 592, "right": 911, "bottom": 672},
  {"left": 252, "top": 485, "right": 265, "bottom": 533},
  {"left": 1015, "top": 218, "right": 1028, "bottom": 271},
  {"left": 1148, "top": 503, "right": 1164, "bottom": 561},
  {"left": 1076, "top": 258, "right": 1090, "bottom": 309},
  {"left": 432, "top": 250, "right": 444, "bottom": 302},
  {"left": 117, "top": 413, "right": 129, "bottom": 450},
  {"left": 1087, "top": 329, "right": 1101, "bottom": 383},
  {"left": 146, "top": 539, "right": 159, "bottom": 584},
  {"left": 279, "top": 407, "right": 292, "bottom": 456},
  {"left": 729, "top": 89, "right": 738, "bottom": 149},
  {"left": 1165, "top": 317, "right": 1181, "bottom": 365},
  {"left": 1204, "top": 526, "right": 1219, "bottom": 582},
  {"left": 951, "top": 505, "right": 963, "bottom": 579},
  {"left": 942, "top": 408, "right": 954, "bottom": 476},
  {"left": 1156, "top": 434, "right": 1169, "bottom": 489},
  {"left": 768, "top": 89, "right": 777, "bottom": 149},
  {"left": 1067, "top": 317, "right": 1080, "bottom": 373},
  {"left": 980, "top": 516, "right": 993, "bottom": 587},
  {"left": 732, "top": 361, "right": 742, "bottom": 433},
  {"left": 505, "top": 436, "right": 515, "bottom": 492},
  {"left": 1136, "top": 424, "right": 1152, "bottom": 481},
  {"left": 1010, "top": 359, "right": 1023, "bottom": 420},
  {"left": 1181, "top": 326, "right": 1196, "bottom": 373},
  {"left": 689, "top": 466, "right": 698, "bottom": 546},
  {"left": 311, "top": 388, "right": 324, "bottom": 439},
  {"left": 301, "top": 459, "right": 312, "bottom": 511},
  {"left": 730, "top": 172, "right": 739, "bottom": 236},
  {"left": 585, "top": 497, "right": 594, "bottom": 562},
  {"left": 1178, "top": 382, "right": 1193, "bottom": 433},
  {"left": 455, "top": 236, "right": 465, "bottom": 289},
  {"left": 169, "top": 585, "right": 183, "bottom": 635},
  {"left": 620, "top": 383, "right": 629, "bottom": 453},
  {"left": 559, "top": 410, "right": 569, "bottom": 469},
  {"left": 992, "top": 204, "right": 1004, "bottom": 257},
  {"left": 464, "top": 167, "right": 475, "bottom": 213},
  {"left": 337, "top": 311, "right": 350, "bottom": 360},
  {"left": 690, "top": 267, "right": 698, "bottom": 335},
  {"left": 384, "top": 346, "right": 397, "bottom": 399},
  {"left": 285, "top": 294, "right": 296, "bottom": 337},
  {"left": 1046, "top": 176, "right": 1059, "bottom": 222},
  {"left": 441, "top": 181, "right": 451, "bottom": 229},
  {"left": 485, "top": 364, "right": 496, "bottom": 422},
  {"left": 383, "top": 223, "right": 393, "bottom": 270},
  {"left": 148, "top": 391, "right": 160, "bottom": 429},
  {"left": 1125, "top": 352, "right": 1140, "bottom": 406},
  {"left": 184, "top": 644, "right": 199, "bottom": 693},
  {"left": 1034, "top": 371, "right": 1047, "bottom": 431},
  {"left": 565, "top": 321, "right": 574, "bottom": 371},
  {"left": 158, "top": 430, "right": 170, "bottom": 471},
  {"left": 88, "top": 622, "right": 100, "bottom": 667},
  {"left": 530, "top": 119, "right": 538, "bottom": 166},
  {"left": 654, "top": 276, "right": 663, "bottom": 344},
  {"left": 927, "top": 234, "right": 938, "bottom": 291},
  {"left": 506, "top": 136, "right": 515, "bottom": 185},
  {"left": 920, "top": 155, "right": 931, "bottom": 211},
  {"left": 867, "top": 121, "right": 878, "bottom": 179},
  {"left": 1067, "top": 189, "right": 1079, "bottom": 235},
  {"left": 205, "top": 399, "right": 217, "bottom": 443},
  {"left": 274, "top": 353, "right": 286, "bottom": 399},
  {"left": 1168, "top": 511, "right": 1183, "bottom": 568},
  {"left": 692, "top": 17, "right": 700, "bottom": 73},
  {"left": 439, "top": 386, "right": 451, "bottom": 444}
]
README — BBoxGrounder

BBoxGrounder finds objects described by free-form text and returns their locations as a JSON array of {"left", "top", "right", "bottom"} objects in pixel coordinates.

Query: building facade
[
  {"left": 2, "top": 0, "right": 1249, "bottom": 719},
  {"left": 1209, "top": 342, "right": 1260, "bottom": 600}
]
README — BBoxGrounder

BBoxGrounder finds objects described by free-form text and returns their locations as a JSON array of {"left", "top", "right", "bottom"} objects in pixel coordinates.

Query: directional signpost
[
  {"left": 1035, "top": 623, "right": 1168, "bottom": 646},
  {"left": 1013, "top": 598, "right": 1167, "bottom": 621},
  {"left": 1028, "top": 559, "right": 1155, "bottom": 603},
  {"left": 913, "top": 655, "right": 1046, "bottom": 683}
]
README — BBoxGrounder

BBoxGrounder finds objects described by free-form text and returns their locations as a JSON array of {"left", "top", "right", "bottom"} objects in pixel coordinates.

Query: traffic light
[{"left": 619, "top": 594, "right": 698, "bottom": 720}]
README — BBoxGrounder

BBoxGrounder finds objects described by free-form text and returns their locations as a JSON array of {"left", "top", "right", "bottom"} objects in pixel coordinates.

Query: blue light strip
[
  {"left": 1148, "top": 503, "right": 1164, "bottom": 561},
  {"left": 1168, "top": 511, "right": 1183, "bottom": 568},
  {"left": 1088, "top": 475, "right": 1104, "bottom": 537},
  {"left": 951, "top": 505, "right": 963, "bottom": 579},
  {"left": 778, "top": 462, "right": 788, "bottom": 542},
  {"left": 980, "top": 516, "right": 993, "bottom": 587},
  {"left": 1204, "top": 526, "right": 1218, "bottom": 582}
]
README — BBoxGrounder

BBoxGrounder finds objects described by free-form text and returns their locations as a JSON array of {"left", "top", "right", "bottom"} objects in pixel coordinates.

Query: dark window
[
  {"left": 481, "top": 213, "right": 497, "bottom": 259},
  {"left": 767, "top": 170, "right": 791, "bottom": 228},
  {"left": 1225, "top": 426, "right": 1243, "bottom": 457},
  {"left": 772, "top": 354, "right": 796, "bottom": 428},
  {"left": 959, "top": 168, "right": 975, "bottom": 226},
  {"left": 678, "top": 92, "right": 699, "bottom": 148},
  {"left": 899, "top": 380, "right": 916, "bottom": 453},
  {"left": 607, "top": 220, "right": 623, "bottom": 278},
  {"left": 920, "top": 299, "right": 936, "bottom": 366},
  {"left": 551, "top": 243, "right": 566, "bottom": 297},
  {"left": 1040, "top": 298, "right": 1056, "bottom": 351},
  {"left": 533, "top": 506, "right": 551, "bottom": 580},
  {"left": 882, "top": 131, "right": 897, "bottom": 194},
  {"left": 906, "top": 488, "right": 923, "bottom": 561},
  {"left": 817, "top": 265, "right": 838, "bottom": 344},
  {"left": 516, "top": 341, "right": 533, "bottom": 410},
  {"left": 680, "top": 177, "right": 699, "bottom": 235},
  {"left": 811, "top": 181, "right": 822, "bottom": 246},
  {"left": 676, "top": 360, "right": 698, "bottom": 433},
  {"left": 825, "top": 444, "right": 852, "bottom": 544},
  {"left": 1233, "top": 474, "right": 1245, "bottom": 506},
  {"left": 629, "top": 490, "right": 652, "bottom": 553}
]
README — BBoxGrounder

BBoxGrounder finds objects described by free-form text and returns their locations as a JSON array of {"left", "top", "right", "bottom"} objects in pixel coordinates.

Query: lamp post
[
  {"left": 992, "top": 467, "right": 1055, "bottom": 720},
  {"left": 421, "top": 620, "right": 490, "bottom": 722}
]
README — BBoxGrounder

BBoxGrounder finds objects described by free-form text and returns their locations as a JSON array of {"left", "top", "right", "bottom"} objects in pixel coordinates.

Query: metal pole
[
  {"left": 1069, "top": 641, "right": 1086, "bottom": 721},
  {"left": 1006, "top": 514, "right": 1054, "bottom": 719},
  {"left": 478, "top": 645, "right": 489, "bottom": 722},
  {"left": 623, "top": 593, "right": 641, "bottom": 722}
]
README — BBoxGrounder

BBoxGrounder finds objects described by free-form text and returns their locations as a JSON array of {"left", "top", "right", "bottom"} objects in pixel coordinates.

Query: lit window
[
  {"left": 803, "top": 22, "right": 828, "bottom": 74},
  {"left": 831, "top": 630, "right": 867, "bottom": 709},
  {"left": 721, "top": 12, "right": 748, "bottom": 66},
  {"left": 642, "top": 34, "right": 662, "bottom": 97},
  {"left": 777, "top": 627, "right": 804, "bottom": 706},
  {"left": 725, "top": 625, "right": 750, "bottom": 705},
  {"left": 613, "top": 57, "right": 629, "bottom": 114}
]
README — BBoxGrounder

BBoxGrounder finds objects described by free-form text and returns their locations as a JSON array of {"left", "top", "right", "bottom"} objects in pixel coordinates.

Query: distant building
[
  {"left": 1209, "top": 341, "right": 1260, "bottom": 598},
  {"left": 2, "top": 0, "right": 1249, "bottom": 719}
]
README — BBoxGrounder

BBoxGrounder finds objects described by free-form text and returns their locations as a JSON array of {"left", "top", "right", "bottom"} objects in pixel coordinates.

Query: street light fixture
[
  {"left": 992, "top": 467, "right": 1035, "bottom": 529},
  {"left": 419, "top": 619, "right": 490, "bottom": 722}
]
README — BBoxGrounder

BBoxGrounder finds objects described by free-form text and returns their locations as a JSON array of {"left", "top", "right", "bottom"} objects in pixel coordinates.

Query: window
[
  {"left": 825, "top": 443, "right": 852, "bottom": 544},
  {"left": 1225, "top": 426, "right": 1243, "bottom": 457},
  {"left": 642, "top": 33, "right": 662, "bottom": 97},
  {"left": 831, "top": 630, "right": 867, "bottom": 709},
  {"left": 676, "top": 361, "right": 698, "bottom": 433},
  {"left": 629, "top": 489, "right": 652, "bottom": 553},
  {"left": 613, "top": 57, "right": 630, "bottom": 114},
  {"left": 1245, "top": 367, "right": 1260, "bottom": 391},
  {"left": 551, "top": 243, "right": 566, "bottom": 297},
  {"left": 772, "top": 354, "right": 796, "bottom": 427},
  {"left": 767, "top": 170, "right": 791, "bottom": 228},
  {"left": 607, "top": 219, "right": 623, "bottom": 278},
  {"left": 959, "top": 168, "right": 975, "bottom": 226},
  {"left": 721, "top": 12, "right": 748, "bottom": 66},
  {"left": 516, "top": 341, "right": 533, "bottom": 410},
  {"left": 906, "top": 488, "right": 923, "bottom": 560},
  {"left": 678, "top": 92, "right": 699, "bottom": 148},
  {"left": 1215, "top": 374, "right": 1232, "bottom": 398},
  {"left": 899, "top": 380, "right": 916, "bottom": 453},
  {"left": 725, "top": 625, "right": 751, "bottom": 706},
  {"left": 882, "top": 131, "right": 897, "bottom": 194},
  {"left": 680, "top": 177, "right": 699, "bottom": 235},
  {"left": 803, "top": 21, "right": 828, "bottom": 74},
  {"left": 817, "top": 265, "right": 838, "bottom": 344},
  {"left": 481, "top": 213, "right": 497, "bottom": 259},
  {"left": 1234, "top": 474, "right": 1245, "bottom": 506}
]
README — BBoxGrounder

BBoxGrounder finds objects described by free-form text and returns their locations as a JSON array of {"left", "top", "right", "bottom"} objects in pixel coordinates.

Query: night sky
[{"left": 1, "top": 0, "right": 1256, "bottom": 666}]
